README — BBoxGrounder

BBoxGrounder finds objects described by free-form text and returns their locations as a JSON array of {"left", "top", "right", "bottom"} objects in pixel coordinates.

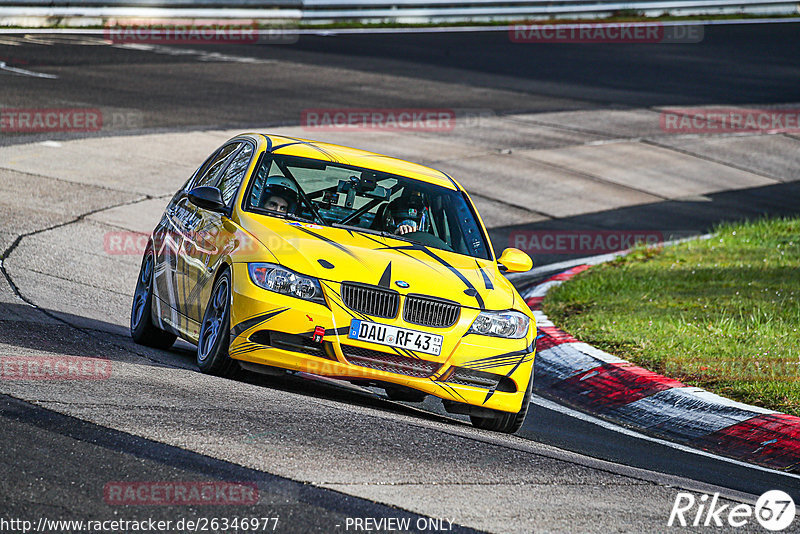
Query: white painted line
[
  {"left": 0, "top": 8, "right": 303, "bottom": 20},
  {"left": 300, "top": 17, "right": 800, "bottom": 34},
  {"left": 531, "top": 310, "right": 553, "bottom": 327},
  {"left": 112, "top": 43, "right": 276, "bottom": 64},
  {"left": 611, "top": 387, "right": 760, "bottom": 437},
  {"left": 536, "top": 343, "right": 606, "bottom": 381},
  {"left": 570, "top": 342, "right": 627, "bottom": 364},
  {"left": 531, "top": 394, "right": 800, "bottom": 480},
  {"left": 516, "top": 256, "right": 618, "bottom": 296},
  {"left": 0, "top": 18, "right": 799, "bottom": 36},
  {"left": 687, "top": 388, "right": 779, "bottom": 415},
  {"left": 528, "top": 279, "right": 562, "bottom": 298},
  {"left": 0, "top": 60, "right": 57, "bottom": 79},
  {"left": 40, "top": 141, "right": 62, "bottom": 147}
]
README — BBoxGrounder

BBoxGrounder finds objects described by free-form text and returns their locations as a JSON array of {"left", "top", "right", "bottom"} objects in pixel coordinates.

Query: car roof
[{"left": 249, "top": 133, "right": 460, "bottom": 191}]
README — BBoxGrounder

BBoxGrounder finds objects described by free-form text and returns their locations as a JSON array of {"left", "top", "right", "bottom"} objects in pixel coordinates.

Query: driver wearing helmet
[
  {"left": 260, "top": 176, "right": 299, "bottom": 215},
  {"left": 382, "top": 190, "right": 430, "bottom": 236}
]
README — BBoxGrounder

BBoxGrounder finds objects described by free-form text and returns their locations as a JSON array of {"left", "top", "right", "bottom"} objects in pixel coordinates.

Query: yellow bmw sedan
[{"left": 131, "top": 133, "right": 536, "bottom": 433}]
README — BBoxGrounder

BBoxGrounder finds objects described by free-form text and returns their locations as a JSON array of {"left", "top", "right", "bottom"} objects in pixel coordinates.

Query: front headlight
[
  {"left": 468, "top": 310, "right": 530, "bottom": 339},
  {"left": 248, "top": 263, "right": 326, "bottom": 305}
]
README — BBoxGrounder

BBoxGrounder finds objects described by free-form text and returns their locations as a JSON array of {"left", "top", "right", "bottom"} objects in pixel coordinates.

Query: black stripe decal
[
  {"left": 394, "top": 346, "right": 422, "bottom": 360},
  {"left": 296, "top": 226, "right": 366, "bottom": 265},
  {"left": 230, "top": 308, "right": 289, "bottom": 338},
  {"left": 466, "top": 358, "right": 527, "bottom": 369},
  {"left": 321, "top": 282, "right": 371, "bottom": 322},
  {"left": 462, "top": 345, "right": 530, "bottom": 367},
  {"left": 476, "top": 260, "right": 493, "bottom": 290},
  {"left": 431, "top": 379, "right": 467, "bottom": 402},
  {"left": 375, "top": 242, "right": 485, "bottom": 309},
  {"left": 378, "top": 262, "right": 392, "bottom": 288},
  {"left": 328, "top": 325, "right": 352, "bottom": 336},
  {"left": 230, "top": 346, "right": 261, "bottom": 357},
  {"left": 481, "top": 339, "right": 536, "bottom": 404},
  {"left": 467, "top": 355, "right": 535, "bottom": 371},
  {"left": 358, "top": 233, "right": 441, "bottom": 273},
  {"left": 269, "top": 136, "right": 340, "bottom": 162}
]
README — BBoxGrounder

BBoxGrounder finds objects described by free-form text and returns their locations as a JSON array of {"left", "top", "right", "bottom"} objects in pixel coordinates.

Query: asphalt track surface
[
  {"left": 1, "top": 22, "right": 800, "bottom": 533},
  {"left": 2, "top": 22, "right": 799, "bottom": 137}
]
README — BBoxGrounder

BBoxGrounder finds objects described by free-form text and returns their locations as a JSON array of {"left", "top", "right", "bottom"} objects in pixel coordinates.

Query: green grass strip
[{"left": 543, "top": 217, "right": 800, "bottom": 416}]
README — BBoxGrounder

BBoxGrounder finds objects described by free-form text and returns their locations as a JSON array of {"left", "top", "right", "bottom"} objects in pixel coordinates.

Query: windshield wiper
[
  {"left": 379, "top": 231, "right": 418, "bottom": 245},
  {"left": 331, "top": 222, "right": 377, "bottom": 234},
  {"left": 330, "top": 223, "right": 419, "bottom": 245},
  {"left": 253, "top": 208, "right": 317, "bottom": 224},
  {"left": 285, "top": 212, "right": 317, "bottom": 224}
]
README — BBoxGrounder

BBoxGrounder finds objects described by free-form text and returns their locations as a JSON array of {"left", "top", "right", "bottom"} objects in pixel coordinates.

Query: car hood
[{"left": 239, "top": 215, "right": 518, "bottom": 311}]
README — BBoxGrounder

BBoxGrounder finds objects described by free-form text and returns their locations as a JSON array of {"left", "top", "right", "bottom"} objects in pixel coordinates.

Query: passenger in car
[{"left": 380, "top": 190, "right": 431, "bottom": 235}]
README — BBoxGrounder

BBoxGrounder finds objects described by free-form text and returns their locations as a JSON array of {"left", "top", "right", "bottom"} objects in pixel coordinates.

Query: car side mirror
[
  {"left": 188, "top": 186, "right": 226, "bottom": 213},
  {"left": 497, "top": 248, "right": 533, "bottom": 273}
]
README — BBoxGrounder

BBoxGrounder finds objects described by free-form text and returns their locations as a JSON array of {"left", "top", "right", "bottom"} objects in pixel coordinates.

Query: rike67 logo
[{"left": 669, "top": 490, "right": 796, "bottom": 530}]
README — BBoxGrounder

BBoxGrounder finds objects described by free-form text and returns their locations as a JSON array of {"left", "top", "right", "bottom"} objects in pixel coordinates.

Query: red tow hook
[{"left": 312, "top": 326, "right": 325, "bottom": 343}]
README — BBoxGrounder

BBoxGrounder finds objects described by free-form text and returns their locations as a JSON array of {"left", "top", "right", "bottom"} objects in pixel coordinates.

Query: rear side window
[
  {"left": 193, "top": 142, "right": 241, "bottom": 189},
  {"left": 218, "top": 143, "right": 254, "bottom": 204}
]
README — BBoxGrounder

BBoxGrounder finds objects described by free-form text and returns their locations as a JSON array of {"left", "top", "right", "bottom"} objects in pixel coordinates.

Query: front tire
[
  {"left": 196, "top": 269, "right": 239, "bottom": 378},
  {"left": 130, "top": 249, "right": 177, "bottom": 349},
  {"left": 469, "top": 371, "right": 533, "bottom": 434}
]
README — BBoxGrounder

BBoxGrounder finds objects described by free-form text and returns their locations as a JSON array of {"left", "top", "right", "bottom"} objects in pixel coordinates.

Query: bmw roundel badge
[{"left": 395, "top": 281, "right": 410, "bottom": 288}]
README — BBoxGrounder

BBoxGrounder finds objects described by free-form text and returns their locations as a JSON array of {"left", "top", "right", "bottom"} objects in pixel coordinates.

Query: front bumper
[{"left": 228, "top": 264, "right": 536, "bottom": 413}]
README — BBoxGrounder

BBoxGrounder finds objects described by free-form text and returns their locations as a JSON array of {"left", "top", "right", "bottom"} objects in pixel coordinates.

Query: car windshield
[{"left": 244, "top": 154, "right": 491, "bottom": 260}]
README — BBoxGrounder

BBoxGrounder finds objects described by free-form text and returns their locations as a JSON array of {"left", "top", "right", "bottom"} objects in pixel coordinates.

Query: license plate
[{"left": 348, "top": 320, "right": 443, "bottom": 356}]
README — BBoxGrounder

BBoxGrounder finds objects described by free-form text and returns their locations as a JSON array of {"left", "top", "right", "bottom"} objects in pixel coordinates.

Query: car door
[
  {"left": 181, "top": 141, "right": 255, "bottom": 334},
  {"left": 151, "top": 149, "right": 221, "bottom": 333}
]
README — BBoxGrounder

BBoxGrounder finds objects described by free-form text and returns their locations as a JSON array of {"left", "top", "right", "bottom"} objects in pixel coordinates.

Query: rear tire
[
  {"left": 130, "top": 249, "right": 177, "bottom": 349},
  {"left": 469, "top": 371, "right": 533, "bottom": 434},
  {"left": 196, "top": 269, "right": 239, "bottom": 378}
]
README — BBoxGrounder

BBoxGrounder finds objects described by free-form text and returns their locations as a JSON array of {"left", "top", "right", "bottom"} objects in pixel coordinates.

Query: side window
[
  {"left": 186, "top": 153, "right": 217, "bottom": 192},
  {"left": 193, "top": 142, "right": 241, "bottom": 189},
  {"left": 218, "top": 143, "right": 254, "bottom": 204},
  {"left": 248, "top": 157, "right": 280, "bottom": 208}
]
